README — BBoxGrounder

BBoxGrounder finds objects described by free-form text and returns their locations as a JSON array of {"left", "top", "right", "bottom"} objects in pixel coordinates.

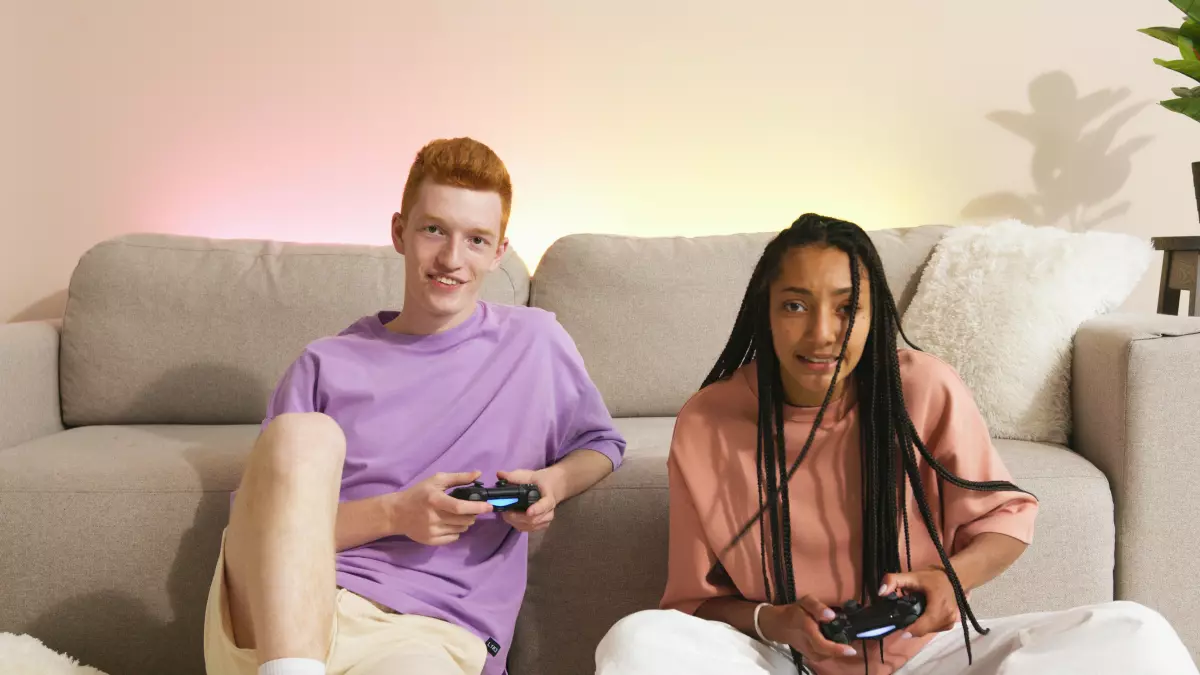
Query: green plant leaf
[
  {"left": 1172, "top": 0, "right": 1200, "bottom": 24},
  {"left": 1141, "top": 26, "right": 1182, "bottom": 46},
  {"left": 1155, "top": 58, "right": 1200, "bottom": 83},
  {"left": 1142, "top": 26, "right": 1183, "bottom": 46},
  {"left": 1182, "top": 19, "right": 1200, "bottom": 43},
  {"left": 1162, "top": 97, "right": 1200, "bottom": 122},
  {"left": 1172, "top": 86, "right": 1200, "bottom": 97},
  {"left": 1183, "top": 36, "right": 1200, "bottom": 60}
]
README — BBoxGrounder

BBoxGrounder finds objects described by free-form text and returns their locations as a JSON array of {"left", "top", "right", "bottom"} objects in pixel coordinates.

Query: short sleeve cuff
[
  {"left": 955, "top": 507, "right": 1037, "bottom": 551},
  {"left": 564, "top": 439, "right": 625, "bottom": 471}
]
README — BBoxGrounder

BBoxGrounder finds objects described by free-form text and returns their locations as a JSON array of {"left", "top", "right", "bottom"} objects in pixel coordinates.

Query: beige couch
[{"left": 2, "top": 227, "right": 1199, "bottom": 675}]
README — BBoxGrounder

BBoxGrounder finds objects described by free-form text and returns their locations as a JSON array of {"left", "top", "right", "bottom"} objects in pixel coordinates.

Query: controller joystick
[{"left": 819, "top": 592, "right": 925, "bottom": 645}]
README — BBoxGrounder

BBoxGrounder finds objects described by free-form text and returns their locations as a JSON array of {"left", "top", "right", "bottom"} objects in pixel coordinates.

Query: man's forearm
[
  {"left": 542, "top": 448, "right": 614, "bottom": 500},
  {"left": 947, "top": 531, "right": 1028, "bottom": 591},
  {"left": 335, "top": 494, "right": 398, "bottom": 552}
]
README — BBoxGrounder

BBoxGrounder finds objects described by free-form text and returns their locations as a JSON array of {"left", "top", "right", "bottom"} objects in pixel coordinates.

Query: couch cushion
[
  {"left": 511, "top": 437, "right": 1113, "bottom": 675},
  {"left": 612, "top": 417, "right": 675, "bottom": 459},
  {"left": 530, "top": 225, "right": 949, "bottom": 417},
  {"left": 3, "top": 424, "right": 1111, "bottom": 675},
  {"left": 0, "top": 425, "right": 254, "bottom": 493},
  {"left": 0, "top": 425, "right": 256, "bottom": 675},
  {"left": 59, "top": 234, "right": 531, "bottom": 426},
  {"left": 967, "top": 440, "right": 1114, "bottom": 619}
]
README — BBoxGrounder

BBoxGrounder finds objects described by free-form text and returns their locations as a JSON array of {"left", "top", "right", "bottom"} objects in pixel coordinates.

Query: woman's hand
[
  {"left": 878, "top": 568, "right": 960, "bottom": 637},
  {"left": 760, "top": 595, "right": 859, "bottom": 659}
]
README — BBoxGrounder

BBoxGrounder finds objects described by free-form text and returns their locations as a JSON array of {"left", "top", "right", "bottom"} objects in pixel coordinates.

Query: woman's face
[{"left": 768, "top": 244, "right": 872, "bottom": 407}]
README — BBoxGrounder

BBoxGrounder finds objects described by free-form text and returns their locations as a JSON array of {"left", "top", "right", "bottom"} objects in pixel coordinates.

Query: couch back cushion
[
  {"left": 60, "top": 234, "right": 530, "bottom": 426},
  {"left": 529, "top": 225, "right": 949, "bottom": 417}
]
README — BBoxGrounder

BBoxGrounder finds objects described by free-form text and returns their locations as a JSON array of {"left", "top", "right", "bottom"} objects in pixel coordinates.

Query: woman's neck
[{"left": 784, "top": 378, "right": 854, "bottom": 408}]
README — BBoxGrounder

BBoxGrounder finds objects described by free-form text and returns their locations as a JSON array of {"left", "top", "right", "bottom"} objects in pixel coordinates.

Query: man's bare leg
[{"left": 223, "top": 412, "right": 346, "bottom": 663}]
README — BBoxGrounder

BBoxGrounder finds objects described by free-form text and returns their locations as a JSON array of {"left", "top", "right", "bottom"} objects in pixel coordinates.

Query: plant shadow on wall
[{"left": 962, "top": 71, "right": 1154, "bottom": 232}]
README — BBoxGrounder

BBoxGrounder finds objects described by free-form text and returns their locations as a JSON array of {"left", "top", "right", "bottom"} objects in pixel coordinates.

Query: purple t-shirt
[{"left": 262, "top": 301, "right": 626, "bottom": 674}]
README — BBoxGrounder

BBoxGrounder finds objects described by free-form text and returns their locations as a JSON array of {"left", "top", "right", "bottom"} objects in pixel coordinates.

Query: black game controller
[
  {"left": 819, "top": 592, "right": 925, "bottom": 644},
  {"left": 449, "top": 479, "right": 541, "bottom": 512}
]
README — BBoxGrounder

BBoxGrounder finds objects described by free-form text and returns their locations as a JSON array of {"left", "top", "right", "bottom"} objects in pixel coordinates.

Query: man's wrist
[
  {"left": 535, "top": 465, "right": 566, "bottom": 499},
  {"left": 382, "top": 492, "right": 410, "bottom": 538}
]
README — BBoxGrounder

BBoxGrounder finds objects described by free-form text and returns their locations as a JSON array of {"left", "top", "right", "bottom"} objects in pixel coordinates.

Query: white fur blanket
[{"left": 0, "top": 633, "right": 108, "bottom": 675}]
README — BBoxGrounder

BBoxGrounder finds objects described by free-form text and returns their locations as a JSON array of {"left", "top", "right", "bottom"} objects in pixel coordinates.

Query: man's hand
[
  {"left": 878, "top": 568, "right": 959, "bottom": 637},
  {"left": 390, "top": 470, "right": 493, "bottom": 546},
  {"left": 494, "top": 469, "right": 559, "bottom": 533},
  {"left": 760, "top": 595, "right": 859, "bottom": 659}
]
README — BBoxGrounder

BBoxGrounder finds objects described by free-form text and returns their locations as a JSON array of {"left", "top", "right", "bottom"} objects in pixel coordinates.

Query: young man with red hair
[{"left": 203, "top": 137, "right": 624, "bottom": 675}]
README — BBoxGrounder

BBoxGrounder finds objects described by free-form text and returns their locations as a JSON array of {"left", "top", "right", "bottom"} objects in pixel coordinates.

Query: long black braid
[{"left": 703, "top": 214, "right": 1035, "bottom": 674}]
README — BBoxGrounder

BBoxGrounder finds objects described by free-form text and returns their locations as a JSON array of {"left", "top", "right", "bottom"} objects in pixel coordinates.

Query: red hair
[{"left": 399, "top": 137, "right": 513, "bottom": 236}]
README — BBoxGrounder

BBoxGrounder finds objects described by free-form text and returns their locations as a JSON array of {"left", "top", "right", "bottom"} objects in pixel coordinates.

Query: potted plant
[{"left": 1140, "top": 0, "right": 1200, "bottom": 217}]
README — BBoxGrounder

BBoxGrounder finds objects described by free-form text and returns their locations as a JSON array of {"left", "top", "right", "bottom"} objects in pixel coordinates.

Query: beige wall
[{"left": 3, "top": 0, "right": 1197, "bottom": 322}]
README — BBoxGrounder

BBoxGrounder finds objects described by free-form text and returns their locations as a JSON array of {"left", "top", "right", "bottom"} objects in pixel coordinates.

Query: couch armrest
[
  {"left": 0, "top": 321, "right": 64, "bottom": 449},
  {"left": 1073, "top": 312, "right": 1200, "bottom": 656}
]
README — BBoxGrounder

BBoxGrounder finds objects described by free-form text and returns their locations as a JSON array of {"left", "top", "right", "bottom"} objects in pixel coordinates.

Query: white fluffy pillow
[
  {"left": 900, "top": 219, "right": 1154, "bottom": 444},
  {"left": 0, "top": 633, "right": 108, "bottom": 675}
]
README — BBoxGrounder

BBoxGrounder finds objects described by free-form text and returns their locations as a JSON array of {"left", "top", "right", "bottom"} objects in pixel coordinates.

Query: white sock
[{"left": 258, "top": 658, "right": 326, "bottom": 675}]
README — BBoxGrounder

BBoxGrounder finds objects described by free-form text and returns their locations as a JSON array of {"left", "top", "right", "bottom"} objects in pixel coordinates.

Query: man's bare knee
[
  {"left": 229, "top": 412, "right": 345, "bottom": 535},
  {"left": 254, "top": 412, "right": 347, "bottom": 479},
  {"left": 226, "top": 411, "right": 345, "bottom": 575},
  {"left": 223, "top": 413, "right": 345, "bottom": 651},
  {"left": 263, "top": 412, "right": 346, "bottom": 452}
]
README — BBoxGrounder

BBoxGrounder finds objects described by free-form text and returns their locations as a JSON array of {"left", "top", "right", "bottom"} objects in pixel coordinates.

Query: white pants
[{"left": 594, "top": 601, "right": 1198, "bottom": 675}]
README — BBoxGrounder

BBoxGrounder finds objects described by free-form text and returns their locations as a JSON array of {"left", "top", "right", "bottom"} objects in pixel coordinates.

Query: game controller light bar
[
  {"left": 855, "top": 625, "right": 896, "bottom": 639},
  {"left": 450, "top": 480, "right": 541, "bottom": 512}
]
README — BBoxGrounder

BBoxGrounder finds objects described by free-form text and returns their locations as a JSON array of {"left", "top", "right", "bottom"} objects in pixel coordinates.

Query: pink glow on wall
[{"left": 3, "top": 1, "right": 1189, "bottom": 322}]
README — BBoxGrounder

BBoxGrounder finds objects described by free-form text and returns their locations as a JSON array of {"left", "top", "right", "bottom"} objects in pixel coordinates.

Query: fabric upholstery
[
  {"left": 2, "top": 423, "right": 1113, "bottom": 675},
  {"left": 8, "top": 230, "right": 1192, "bottom": 674},
  {"left": 530, "top": 226, "right": 949, "bottom": 417},
  {"left": 0, "top": 321, "right": 64, "bottom": 450},
  {"left": 0, "top": 425, "right": 256, "bottom": 675},
  {"left": 1073, "top": 312, "right": 1200, "bottom": 662},
  {"left": 59, "top": 234, "right": 530, "bottom": 427},
  {"left": 611, "top": 416, "right": 675, "bottom": 458},
  {"left": 510, "top": 437, "right": 1113, "bottom": 675}
]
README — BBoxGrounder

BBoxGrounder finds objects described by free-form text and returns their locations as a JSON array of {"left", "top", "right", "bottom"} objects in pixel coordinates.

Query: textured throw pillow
[{"left": 900, "top": 219, "right": 1154, "bottom": 444}]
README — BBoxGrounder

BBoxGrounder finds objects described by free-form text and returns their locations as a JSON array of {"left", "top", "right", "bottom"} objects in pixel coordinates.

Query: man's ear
[
  {"left": 490, "top": 237, "right": 509, "bottom": 271},
  {"left": 391, "top": 213, "right": 406, "bottom": 255}
]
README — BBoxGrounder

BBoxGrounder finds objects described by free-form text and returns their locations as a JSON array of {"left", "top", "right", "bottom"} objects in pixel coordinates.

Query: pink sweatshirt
[{"left": 660, "top": 349, "right": 1038, "bottom": 675}]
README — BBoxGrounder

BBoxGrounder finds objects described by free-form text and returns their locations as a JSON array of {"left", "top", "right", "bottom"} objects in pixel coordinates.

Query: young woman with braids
[{"left": 595, "top": 214, "right": 1196, "bottom": 675}]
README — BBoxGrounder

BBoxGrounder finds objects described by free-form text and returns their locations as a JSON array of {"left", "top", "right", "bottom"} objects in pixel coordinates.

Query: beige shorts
[{"left": 203, "top": 533, "right": 488, "bottom": 675}]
